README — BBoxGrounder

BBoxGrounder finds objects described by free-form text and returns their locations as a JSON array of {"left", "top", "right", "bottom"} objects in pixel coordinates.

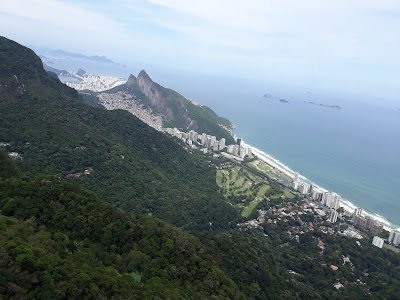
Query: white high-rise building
[
  {"left": 200, "top": 133, "right": 207, "bottom": 145},
  {"left": 321, "top": 192, "right": 329, "bottom": 206},
  {"left": 188, "top": 130, "right": 198, "bottom": 141},
  {"left": 389, "top": 230, "right": 400, "bottom": 246},
  {"left": 372, "top": 236, "right": 384, "bottom": 248},
  {"left": 354, "top": 207, "right": 363, "bottom": 217},
  {"left": 298, "top": 182, "right": 310, "bottom": 194},
  {"left": 311, "top": 187, "right": 324, "bottom": 201},
  {"left": 294, "top": 172, "right": 299, "bottom": 182},
  {"left": 218, "top": 138, "right": 226, "bottom": 150},
  {"left": 329, "top": 209, "right": 338, "bottom": 223},
  {"left": 293, "top": 181, "right": 299, "bottom": 190},
  {"left": 240, "top": 146, "right": 248, "bottom": 158},
  {"left": 322, "top": 192, "right": 341, "bottom": 209},
  {"left": 226, "top": 145, "right": 234, "bottom": 154},
  {"left": 330, "top": 193, "right": 341, "bottom": 210},
  {"left": 206, "top": 137, "right": 212, "bottom": 148},
  {"left": 232, "top": 145, "right": 239, "bottom": 156}
]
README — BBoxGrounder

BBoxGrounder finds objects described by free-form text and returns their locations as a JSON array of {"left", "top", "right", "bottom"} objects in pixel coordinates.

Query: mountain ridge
[
  {"left": 0, "top": 36, "right": 239, "bottom": 230},
  {"left": 103, "top": 69, "right": 234, "bottom": 142}
]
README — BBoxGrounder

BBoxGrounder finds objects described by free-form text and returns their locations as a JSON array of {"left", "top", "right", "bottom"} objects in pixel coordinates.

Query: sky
[{"left": 1, "top": 0, "right": 400, "bottom": 105}]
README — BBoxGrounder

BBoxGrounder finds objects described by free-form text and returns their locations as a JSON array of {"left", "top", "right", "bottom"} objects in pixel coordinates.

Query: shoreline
[{"left": 240, "top": 140, "right": 397, "bottom": 232}]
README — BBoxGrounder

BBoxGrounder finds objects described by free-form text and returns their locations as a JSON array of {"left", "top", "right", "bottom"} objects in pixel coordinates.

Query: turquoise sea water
[
  {"left": 45, "top": 57, "right": 400, "bottom": 228},
  {"left": 157, "top": 73, "right": 400, "bottom": 229}
]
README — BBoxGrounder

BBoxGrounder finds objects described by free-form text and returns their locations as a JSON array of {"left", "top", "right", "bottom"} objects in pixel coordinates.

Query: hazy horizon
[{"left": 1, "top": 0, "right": 399, "bottom": 107}]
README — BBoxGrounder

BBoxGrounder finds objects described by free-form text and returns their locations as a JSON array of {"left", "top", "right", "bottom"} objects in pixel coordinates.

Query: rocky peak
[
  {"left": 137, "top": 70, "right": 152, "bottom": 83},
  {"left": 136, "top": 70, "right": 161, "bottom": 106},
  {"left": 126, "top": 74, "right": 137, "bottom": 85},
  {"left": 77, "top": 68, "right": 86, "bottom": 77}
]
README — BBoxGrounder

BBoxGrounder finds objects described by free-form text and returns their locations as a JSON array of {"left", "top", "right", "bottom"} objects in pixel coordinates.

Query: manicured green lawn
[
  {"left": 217, "top": 165, "right": 287, "bottom": 217},
  {"left": 242, "top": 198, "right": 263, "bottom": 217},
  {"left": 248, "top": 159, "right": 292, "bottom": 186}
]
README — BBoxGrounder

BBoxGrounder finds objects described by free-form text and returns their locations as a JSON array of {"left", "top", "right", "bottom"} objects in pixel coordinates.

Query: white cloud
[{"left": 0, "top": 0, "right": 399, "bottom": 99}]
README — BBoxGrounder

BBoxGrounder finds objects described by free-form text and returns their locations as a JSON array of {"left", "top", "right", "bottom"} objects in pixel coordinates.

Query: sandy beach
[
  {"left": 243, "top": 141, "right": 395, "bottom": 232},
  {"left": 246, "top": 143, "right": 295, "bottom": 179}
]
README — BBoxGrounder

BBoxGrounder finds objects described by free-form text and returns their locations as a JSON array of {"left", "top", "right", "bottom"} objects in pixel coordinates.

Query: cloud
[{"left": 0, "top": 0, "right": 399, "bottom": 100}]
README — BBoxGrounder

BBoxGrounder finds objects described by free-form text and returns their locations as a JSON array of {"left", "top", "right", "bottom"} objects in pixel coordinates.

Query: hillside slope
[
  {"left": 103, "top": 70, "right": 234, "bottom": 142},
  {"left": 0, "top": 172, "right": 242, "bottom": 299},
  {"left": 0, "top": 36, "right": 239, "bottom": 230}
]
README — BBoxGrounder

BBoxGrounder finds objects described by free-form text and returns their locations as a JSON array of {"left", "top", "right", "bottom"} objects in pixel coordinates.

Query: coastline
[{"left": 240, "top": 140, "right": 396, "bottom": 232}]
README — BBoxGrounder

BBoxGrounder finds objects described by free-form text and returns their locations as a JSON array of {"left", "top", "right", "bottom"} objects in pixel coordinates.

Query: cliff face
[
  {"left": 104, "top": 69, "right": 234, "bottom": 141},
  {"left": 135, "top": 70, "right": 190, "bottom": 126},
  {"left": 126, "top": 74, "right": 137, "bottom": 85}
]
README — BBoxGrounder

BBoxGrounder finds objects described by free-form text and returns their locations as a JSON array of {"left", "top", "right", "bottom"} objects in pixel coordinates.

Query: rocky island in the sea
[
  {"left": 264, "top": 94, "right": 289, "bottom": 103},
  {"left": 264, "top": 93, "right": 274, "bottom": 99},
  {"left": 305, "top": 101, "right": 342, "bottom": 110}
]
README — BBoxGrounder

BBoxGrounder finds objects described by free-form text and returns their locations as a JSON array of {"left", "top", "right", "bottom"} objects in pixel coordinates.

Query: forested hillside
[
  {"left": 0, "top": 171, "right": 242, "bottom": 299},
  {"left": 0, "top": 36, "right": 239, "bottom": 230},
  {"left": 1, "top": 36, "right": 400, "bottom": 300}
]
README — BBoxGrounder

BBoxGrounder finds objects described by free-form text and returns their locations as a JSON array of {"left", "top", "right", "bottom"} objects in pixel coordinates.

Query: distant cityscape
[{"left": 64, "top": 71, "right": 126, "bottom": 92}]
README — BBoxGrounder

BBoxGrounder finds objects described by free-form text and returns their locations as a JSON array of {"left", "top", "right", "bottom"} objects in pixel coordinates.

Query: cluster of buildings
[
  {"left": 65, "top": 74, "right": 126, "bottom": 92},
  {"left": 352, "top": 207, "right": 384, "bottom": 234},
  {"left": 371, "top": 226, "right": 399, "bottom": 249},
  {"left": 98, "top": 91, "right": 164, "bottom": 131},
  {"left": 388, "top": 230, "right": 400, "bottom": 246},
  {"left": 292, "top": 174, "right": 342, "bottom": 224},
  {"left": 292, "top": 174, "right": 387, "bottom": 237},
  {"left": 292, "top": 172, "right": 311, "bottom": 194},
  {"left": 165, "top": 128, "right": 252, "bottom": 159}
]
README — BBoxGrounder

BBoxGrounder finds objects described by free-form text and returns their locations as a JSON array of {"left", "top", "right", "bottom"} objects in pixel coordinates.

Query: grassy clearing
[
  {"left": 216, "top": 163, "right": 296, "bottom": 217},
  {"left": 247, "top": 159, "right": 292, "bottom": 186},
  {"left": 283, "top": 190, "right": 295, "bottom": 199},
  {"left": 217, "top": 164, "right": 291, "bottom": 217},
  {"left": 383, "top": 243, "right": 400, "bottom": 253},
  {"left": 242, "top": 198, "right": 263, "bottom": 217}
]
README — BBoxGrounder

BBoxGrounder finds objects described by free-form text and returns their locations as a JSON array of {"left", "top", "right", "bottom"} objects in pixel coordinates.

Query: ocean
[
  {"left": 155, "top": 72, "right": 400, "bottom": 229},
  {"left": 44, "top": 57, "right": 400, "bottom": 228}
]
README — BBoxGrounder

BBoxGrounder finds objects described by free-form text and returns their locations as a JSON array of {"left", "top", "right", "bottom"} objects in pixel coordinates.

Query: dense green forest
[
  {"left": 0, "top": 36, "right": 239, "bottom": 231},
  {"left": 1, "top": 36, "right": 400, "bottom": 299},
  {"left": 0, "top": 173, "right": 242, "bottom": 299}
]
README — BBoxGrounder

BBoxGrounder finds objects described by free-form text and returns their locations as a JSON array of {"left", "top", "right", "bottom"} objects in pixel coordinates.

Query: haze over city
[{"left": 1, "top": 0, "right": 400, "bottom": 106}]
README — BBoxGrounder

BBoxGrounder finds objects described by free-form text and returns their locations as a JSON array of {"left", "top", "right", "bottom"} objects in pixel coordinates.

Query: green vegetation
[
  {"left": 0, "top": 175, "right": 242, "bottom": 299},
  {"left": 0, "top": 37, "right": 239, "bottom": 231},
  {"left": 103, "top": 71, "right": 235, "bottom": 143},
  {"left": 1, "top": 36, "right": 400, "bottom": 299},
  {"left": 198, "top": 230, "right": 322, "bottom": 299},
  {"left": 257, "top": 197, "right": 400, "bottom": 299},
  {"left": 247, "top": 159, "right": 292, "bottom": 186},
  {"left": 383, "top": 243, "right": 400, "bottom": 253},
  {"left": 216, "top": 165, "right": 293, "bottom": 217}
]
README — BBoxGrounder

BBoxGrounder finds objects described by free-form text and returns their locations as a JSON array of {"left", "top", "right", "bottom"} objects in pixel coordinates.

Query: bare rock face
[
  {"left": 126, "top": 74, "right": 137, "bottom": 86},
  {"left": 77, "top": 68, "right": 86, "bottom": 77},
  {"left": 112, "top": 68, "right": 232, "bottom": 140},
  {"left": 136, "top": 70, "right": 161, "bottom": 105},
  {"left": 136, "top": 70, "right": 173, "bottom": 120}
]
